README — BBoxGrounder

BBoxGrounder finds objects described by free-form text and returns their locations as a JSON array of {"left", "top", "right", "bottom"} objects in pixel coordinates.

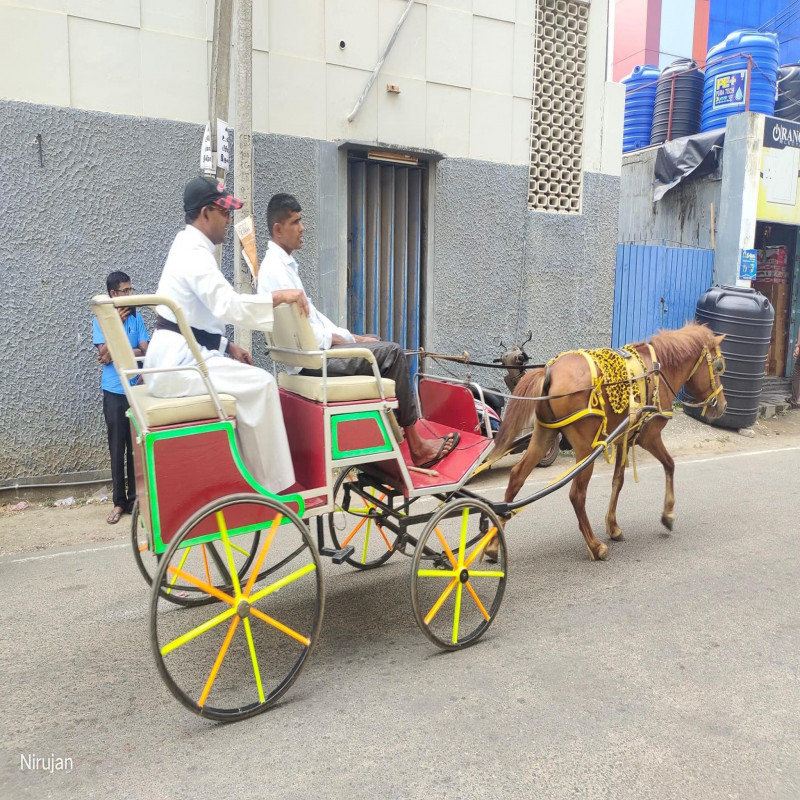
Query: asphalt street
[{"left": 2, "top": 447, "right": 799, "bottom": 800}]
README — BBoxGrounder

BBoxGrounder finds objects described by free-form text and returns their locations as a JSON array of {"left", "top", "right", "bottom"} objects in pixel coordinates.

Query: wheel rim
[
  {"left": 150, "top": 494, "right": 324, "bottom": 721},
  {"left": 329, "top": 469, "right": 399, "bottom": 569},
  {"left": 132, "top": 499, "right": 263, "bottom": 608},
  {"left": 410, "top": 499, "right": 507, "bottom": 651}
]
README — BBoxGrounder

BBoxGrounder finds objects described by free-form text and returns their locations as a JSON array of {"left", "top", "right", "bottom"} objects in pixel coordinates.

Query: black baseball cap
[{"left": 183, "top": 176, "right": 243, "bottom": 213}]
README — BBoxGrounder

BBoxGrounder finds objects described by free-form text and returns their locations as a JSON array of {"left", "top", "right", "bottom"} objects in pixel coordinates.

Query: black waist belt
[{"left": 155, "top": 315, "right": 224, "bottom": 352}]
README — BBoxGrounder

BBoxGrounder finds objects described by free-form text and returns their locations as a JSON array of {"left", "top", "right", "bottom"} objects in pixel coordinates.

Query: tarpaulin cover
[{"left": 653, "top": 129, "right": 725, "bottom": 201}]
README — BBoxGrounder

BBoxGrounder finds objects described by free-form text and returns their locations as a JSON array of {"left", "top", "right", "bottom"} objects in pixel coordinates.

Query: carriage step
[{"left": 319, "top": 545, "right": 355, "bottom": 565}]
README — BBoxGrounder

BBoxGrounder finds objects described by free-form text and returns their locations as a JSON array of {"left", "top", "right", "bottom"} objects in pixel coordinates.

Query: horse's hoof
[
  {"left": 661, "top": 514, "right": 674, "bottom": 531},
  {"left": 608, "top": 527, "right": 625, "bottom": 541},
  {"left": 483, "top": 536, "right": 499, "bottom": 564},
  {"left": 589, "top": 542, "right": 609, "bottom": 561}
]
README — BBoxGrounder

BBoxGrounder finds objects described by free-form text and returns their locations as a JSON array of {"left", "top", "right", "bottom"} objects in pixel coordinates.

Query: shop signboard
[
  {"left": 757, "top": 117, "right": 800, "bottom": 224},
  {"left": 713, "top": 69, "right": 748, "bottom": 109}
]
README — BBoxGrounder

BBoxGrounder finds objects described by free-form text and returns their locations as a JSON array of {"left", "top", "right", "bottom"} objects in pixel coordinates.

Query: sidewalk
[{"left": 3, "top": 409, "right": 800, "bottom": 558}]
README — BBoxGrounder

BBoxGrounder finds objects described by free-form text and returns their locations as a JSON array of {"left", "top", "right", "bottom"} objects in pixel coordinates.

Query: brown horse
[{"left": 487, "top": 322, "right": 727, "bottom": 561}]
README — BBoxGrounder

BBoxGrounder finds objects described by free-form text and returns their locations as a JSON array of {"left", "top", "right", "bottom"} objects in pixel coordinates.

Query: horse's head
[{"left": 684, "top": 333, "right": 727, "bottom": 420}]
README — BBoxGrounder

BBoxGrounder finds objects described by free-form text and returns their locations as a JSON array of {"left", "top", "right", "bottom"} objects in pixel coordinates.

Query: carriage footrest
[{"left": 320, "top": 545, "right": 355, "bottom": 565}]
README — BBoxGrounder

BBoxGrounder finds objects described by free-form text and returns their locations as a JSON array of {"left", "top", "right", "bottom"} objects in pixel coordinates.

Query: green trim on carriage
[
  {"left": 141, "top": 419, "right": 305, "bottom": 554},
  {"left": 330, "top": 410, "right": 392, "bottom": 460}
]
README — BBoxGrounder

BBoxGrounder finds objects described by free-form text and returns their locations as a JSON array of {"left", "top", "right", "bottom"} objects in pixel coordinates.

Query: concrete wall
[
  {"left": 0, "top": 97, "right": 620, "bottom": 482},
  {"left": 618, "top": 144, "right": 722, "bottom": 248},
  {"left": 0, "top": 0, "right": 544, "bottom": 166}
]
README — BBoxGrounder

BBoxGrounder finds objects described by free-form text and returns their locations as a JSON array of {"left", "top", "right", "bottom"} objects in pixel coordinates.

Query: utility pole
[
  {"left": 233, "top": 0, "right": 254, "bottom": 351},
  {"left": 209, "top": 0, "right": 233, "bottom": 266}
]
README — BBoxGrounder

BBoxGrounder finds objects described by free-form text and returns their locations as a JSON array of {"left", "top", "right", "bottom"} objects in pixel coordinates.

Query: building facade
[{"left": 0, "top": 0, "right": 623, "bottom": 484}]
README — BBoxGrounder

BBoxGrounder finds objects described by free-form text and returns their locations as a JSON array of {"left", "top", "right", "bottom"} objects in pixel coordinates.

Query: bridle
[{"left": 676, "top": 343, "right": 726, "bottom": 417}]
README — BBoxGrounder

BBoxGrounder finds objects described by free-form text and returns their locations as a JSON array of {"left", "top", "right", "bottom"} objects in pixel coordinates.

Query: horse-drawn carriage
[{"left": 92, "top": 293, "right": 727, "bottom": 722}]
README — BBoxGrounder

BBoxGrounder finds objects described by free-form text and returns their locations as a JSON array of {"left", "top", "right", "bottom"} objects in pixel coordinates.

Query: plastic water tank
[
  {"left": 622, "top": 65, "right": 660, "bottom": 152},
  {"left": 650, "top": 59, "right": 704, "bottom": 144},
  {"left": 701, "top": 30, "right": 779, "bottom": 132},
  {"left": 775, "top": 63, "right": 800, "bottom": 122},
  {"left": 685, "top": 285, "right": 774, "bottom": 429}
]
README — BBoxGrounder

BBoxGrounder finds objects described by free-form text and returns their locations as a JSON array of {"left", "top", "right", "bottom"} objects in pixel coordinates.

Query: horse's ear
[{"left": 713, "top": 333, "right": 726, "bottom": 346}]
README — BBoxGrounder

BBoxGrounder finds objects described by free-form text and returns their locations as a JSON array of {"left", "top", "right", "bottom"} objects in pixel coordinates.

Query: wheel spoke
[
  {"left": 166, "top": 565, "right": 236, "bottom": 605},
  {"left": 242, "top": 617, "right": 265, "bottom": 703},
  {"left": 242, "top": 514, "right": 282, "bottom": 597},
  {"left": 167, "top": 547, "right": 192, "bottom": 592},
  {"left": 434, "top": 526, "right": 458, "bottom": 568},
  {"left": 417, "top": 568, "right": 458, "bottom": 578},
  {"left": 464, "top": 527, "right": 499, "bottom": 568},
  {"left": 201, "top": 544, "right": 211, "bottom": 585},
  {"left": 451, "top": 582, "right": 464, "bottom": 643},
  {"left": 249, "top": 562, "right": 317, "bottom": 604},
  {"left": 160, "top": 605, "right": 239, "bottom": 656},
  {"left": 250, "top": 606, "right": 311, "bottom": 646},
  {"left": 216, "top": 511, "right": 243, "bottom": 597},
  {"left": 423, "top": 577, "right": 458, "bottom": 625},
  {"left": 465, "top": 581, "right": 490, "bottom": 621},
  {"left": 361, "top": 519, "right": 372, "bottom": 563},
  {"left": 466, "top": 569, "right": 505, "bottom": 578},
  {"left": 340, "top": 515, "right": 368, "bottom": 547},
  {"left": 198, "top": 616, "right": 240, "bottom": 707},
  {"left": 375, "top": 523, "right": 393, "bottom": 550},
  {"left": 458, "top": 508, "right": 469, "bottom": 565}
]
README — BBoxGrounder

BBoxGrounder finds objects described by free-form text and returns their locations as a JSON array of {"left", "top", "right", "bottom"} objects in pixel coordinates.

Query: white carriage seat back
[
  {"left": 92, "top": 296, "right": 236, "bottom": 430},
  {"left": 268, "top": 303, "right": 396, "bottom": 403}
]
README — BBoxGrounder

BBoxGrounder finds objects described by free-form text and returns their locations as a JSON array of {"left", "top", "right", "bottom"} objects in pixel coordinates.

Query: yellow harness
[{"left": 536, "top": 345, "right": 668, "bottom": 478}]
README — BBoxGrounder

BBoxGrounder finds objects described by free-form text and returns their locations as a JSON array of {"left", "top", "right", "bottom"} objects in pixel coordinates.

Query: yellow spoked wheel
[
  {"left": 329, "top": 468, "right": 401, "bottom": 570},
  {"left": 410, "top": 498, "right": 507, "bottom": 651},
  {"left": 131, "top": 500, "right": 262, "bottom": 609},
  {"left": 150, "top": 494, "right": 324, "bottom": 721}
]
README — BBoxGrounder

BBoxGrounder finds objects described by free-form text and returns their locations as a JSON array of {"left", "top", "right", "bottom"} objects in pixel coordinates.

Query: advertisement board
[{"left": 757, "top": 116, "right": 800, "bottom": 224}]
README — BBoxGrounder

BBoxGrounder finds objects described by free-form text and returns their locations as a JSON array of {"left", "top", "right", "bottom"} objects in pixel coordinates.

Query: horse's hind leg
[
  {"left": 503, "top": 424, "right": 557, "bottom": 503},
  {"left": 568, "top": 453, "right": 608, "bottom": 561},
  {"left": 636, "top": 422, "right": 675, "bottom": 530},
  {"left": 605, "top": 444, "right": 627, "bottom": 541}
]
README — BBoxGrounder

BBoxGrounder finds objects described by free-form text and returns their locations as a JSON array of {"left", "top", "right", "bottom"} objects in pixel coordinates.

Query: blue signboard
[
  {"left": 739, "top": 248, "right": 757, "bottom": 280},
  {"left": 713, "top": 69, "right": 748, "bottom": 109}
]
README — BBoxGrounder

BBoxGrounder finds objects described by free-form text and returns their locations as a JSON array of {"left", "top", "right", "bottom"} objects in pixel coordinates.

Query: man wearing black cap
[{"left": 144, "top": 176, "right": 308, "bottom": 493}]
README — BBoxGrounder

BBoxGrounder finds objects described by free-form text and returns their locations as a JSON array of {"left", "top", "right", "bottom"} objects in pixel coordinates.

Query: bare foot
[{"left": 405, "top": 426, "right": 459, "bottom": 467}]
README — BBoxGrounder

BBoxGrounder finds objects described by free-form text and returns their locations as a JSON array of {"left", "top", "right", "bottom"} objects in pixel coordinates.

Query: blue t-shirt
[{"left": 92, "top": 312, "right": 149, "bottom": 394}]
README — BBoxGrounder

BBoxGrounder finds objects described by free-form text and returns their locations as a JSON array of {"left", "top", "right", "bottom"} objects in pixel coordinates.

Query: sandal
[
  {"left": 417, "top": 432, "right": 461, "bottom": 470},
  {"left": 106, "top": 508, "right": 123, "bottom": 525}
]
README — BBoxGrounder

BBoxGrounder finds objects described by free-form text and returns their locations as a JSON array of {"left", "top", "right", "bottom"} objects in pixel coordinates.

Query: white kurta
[
  {"left": 258, "top": 241, "right": 354, "bottom": 372},
  {"left": 144, "top": 225, "right": 295, "bottom": 493}
]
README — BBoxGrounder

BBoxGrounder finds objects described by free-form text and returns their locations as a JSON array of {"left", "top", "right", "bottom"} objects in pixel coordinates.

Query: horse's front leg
[
  {"left": 503, "top": 425, "right": 556, "bottom": 503},
  {"left": 569, "top": 456, "right": 607, "bottom": 561},
  {"left": 637, "top": 422, "right": 675, "bottom": 530},
  {"left": 605, "top": 443, "right": 627, "bottom": 541}
]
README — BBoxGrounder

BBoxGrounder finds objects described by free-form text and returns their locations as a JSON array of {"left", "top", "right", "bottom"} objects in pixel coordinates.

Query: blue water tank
[
  {"left": 701, "top": 30, "right": 779, "bottom": 132},
  {"left": 622, "top": 65, "right": 660, "bottom": 152}
]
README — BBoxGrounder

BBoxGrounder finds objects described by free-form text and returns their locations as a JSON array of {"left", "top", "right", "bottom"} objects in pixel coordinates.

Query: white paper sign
[
  {"left": 200, "top": 122, "right": 214, "bottom": 175},
  {"left": 217, "top": 118, "right": 231, "bottom": 171}
]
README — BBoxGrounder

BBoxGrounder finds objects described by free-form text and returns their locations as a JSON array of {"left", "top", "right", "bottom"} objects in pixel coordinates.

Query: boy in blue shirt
[{"left": 92, "top": 271, "right": 149, "bottom": 524}]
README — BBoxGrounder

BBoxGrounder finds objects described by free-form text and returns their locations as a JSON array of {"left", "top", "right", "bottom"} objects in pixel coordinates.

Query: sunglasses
[{"left": 206, "top": 204, "right": 232, "bottom": 219}]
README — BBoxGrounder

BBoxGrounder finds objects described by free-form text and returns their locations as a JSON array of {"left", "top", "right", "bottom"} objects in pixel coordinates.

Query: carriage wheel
[
  {"left": 538, "top": 434, "right": 560, "bottom": 467},
  {"left": 150, "top": 494, "right": 324, "bottom": 721},
  {"left": 131, "top": 500, "right": 263, "bottom": 608},
  {"left": 410, "top": 498, "right": 507, "bottom": 651},
  {"left": 329, "top": 468, "right": 401, "bottom": 570}
]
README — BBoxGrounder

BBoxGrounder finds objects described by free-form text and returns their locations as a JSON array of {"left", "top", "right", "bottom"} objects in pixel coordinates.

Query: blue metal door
[
  {"left": 612, "top": 244, "right": 715, "bottom": 347},
  {"left": 348, "top": 157, "right": 424, "bottom": 359}
]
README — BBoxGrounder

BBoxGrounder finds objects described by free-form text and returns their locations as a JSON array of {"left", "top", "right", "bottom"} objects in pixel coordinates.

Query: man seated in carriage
[
  {"left": 144, "top": 176, "right": 309, "bottom": 494},
  {"left": 257, "top": 192, "right": 458, "bottom": 470}
]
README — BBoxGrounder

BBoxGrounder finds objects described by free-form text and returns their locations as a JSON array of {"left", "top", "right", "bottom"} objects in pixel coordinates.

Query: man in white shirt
[
  {"left": 144, "top": 177, "right": 308, "bottom": 493},
  {"left": 257, "top": 193, "right": 457, "bottom": 469}
]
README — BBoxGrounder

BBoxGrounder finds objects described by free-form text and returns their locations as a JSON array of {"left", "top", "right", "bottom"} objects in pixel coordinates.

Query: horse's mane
[{"left": 639, "top": 322, "right": 714, "bottom": 368}]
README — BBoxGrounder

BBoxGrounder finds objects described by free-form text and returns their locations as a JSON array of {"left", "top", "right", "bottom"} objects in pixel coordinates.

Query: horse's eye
[{"left": 713, "top": 358, "right": 724, "bottom": 374}]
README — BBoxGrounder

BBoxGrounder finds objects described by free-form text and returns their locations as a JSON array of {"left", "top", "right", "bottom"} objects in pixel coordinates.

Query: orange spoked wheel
[
  {"left": 150, "top": 494, "right": 324, "bottom": 721},
  {"left": 328, "top": 468, "right": 401, "bottom": 570},
  {"left": 410, "top": 498, "right": 507, "bottom": 651},
  {"left": 131, "top": 500, "right": 263, "bottom": 609}
]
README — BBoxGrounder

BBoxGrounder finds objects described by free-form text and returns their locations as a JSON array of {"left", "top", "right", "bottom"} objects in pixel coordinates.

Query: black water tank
[
  {"left": 650, "top": 59, "right": 704, "bottom": 145},
  {"left": 685, "top": 285, "right": 774, "bottom": 429},
  {"left": 775, "top": 64, "right": 800, "bottom": 122}
]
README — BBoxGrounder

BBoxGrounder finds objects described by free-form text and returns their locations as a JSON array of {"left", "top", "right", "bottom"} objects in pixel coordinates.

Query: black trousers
[
  {"left": 302, "top": 340, "right": 417, "bottom": 427},
  {"left": 103, "top": 390, "right": 136, "bottom": 511}
]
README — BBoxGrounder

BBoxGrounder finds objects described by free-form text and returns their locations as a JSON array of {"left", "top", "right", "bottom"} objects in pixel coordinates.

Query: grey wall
[
  {"left": 617, "top": 146, "right": 723, "bottom": 249},
  {"left": 430, "top": 160, "right": 619, "bottom": 391},
  {"left": 1, "top": 99, "right": 620, "bottom": 482}
]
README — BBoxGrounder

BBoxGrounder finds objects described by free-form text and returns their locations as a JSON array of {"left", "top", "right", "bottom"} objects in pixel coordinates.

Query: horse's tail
[{"left": 486, "top": 367, "right": 547, "bottom": 465}]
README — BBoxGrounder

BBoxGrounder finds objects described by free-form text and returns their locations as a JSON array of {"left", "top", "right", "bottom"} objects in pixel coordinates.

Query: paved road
[{"left": 2, "top": 447, "right": 799, "bottom": 799}]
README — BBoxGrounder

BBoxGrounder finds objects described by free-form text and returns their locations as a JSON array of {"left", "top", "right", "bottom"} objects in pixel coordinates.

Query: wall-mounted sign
[
  {"left": 217, "top": 119, "right": 231, "bottom": 172},
  {"left": 200, "top": 123, "right": 214, "bottom": 175},
  {"left": 757, "top": 116, "right": 800, "bottom": 224},
  {"left": 712, "top": 69, "right": 747, "bottom": 109},
  {"left": 738, "top": 249, "right": 757, "bottom": 281}
]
